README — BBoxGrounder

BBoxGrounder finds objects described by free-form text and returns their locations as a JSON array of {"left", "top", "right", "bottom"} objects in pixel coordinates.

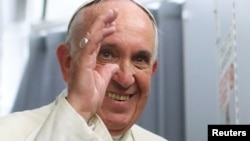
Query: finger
[
  {"left": 98, "top": 63, "right": 119, "bottom": 87},
  {"left": 79, "top": 9, "right": 118, "bottom": 56},
  {"left": 90, "top": 26, "right": 116, "bottom": 46},
  {"left": 92, "top": 8, "right": 118, "bottom": 31},
  {"left": 87, "top": 8, "right": 118, "bottom": 46}
]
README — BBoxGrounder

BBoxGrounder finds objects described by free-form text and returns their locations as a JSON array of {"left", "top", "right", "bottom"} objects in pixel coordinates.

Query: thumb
[{"left": 99, "top": 63, "right": 119, "bottom": 86}]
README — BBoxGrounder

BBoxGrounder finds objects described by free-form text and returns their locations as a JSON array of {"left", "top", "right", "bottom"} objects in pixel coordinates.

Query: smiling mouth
[{"left": 106, "top": 92, "right": 131, "bottom": 101}]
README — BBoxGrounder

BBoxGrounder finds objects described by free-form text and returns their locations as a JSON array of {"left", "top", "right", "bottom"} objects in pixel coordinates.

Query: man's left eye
[
  {"left": 135, "top": 55, "right": 149, "bottom": 63},
  {"left": 136, "top": 56, "right": 146, "bottom": 62}
]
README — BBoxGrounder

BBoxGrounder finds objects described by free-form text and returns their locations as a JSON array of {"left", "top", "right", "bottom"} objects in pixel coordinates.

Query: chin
[
  {"left": 97, "top": 94, "right": 146, "bottom": 135},
  {"left": 106, "top": 121, "right": 133, "bottom": 136},
  {"left": 97, "top": 111, "right": 136, "bottom": 135}
]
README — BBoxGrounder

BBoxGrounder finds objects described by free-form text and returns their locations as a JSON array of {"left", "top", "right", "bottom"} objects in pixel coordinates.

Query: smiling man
[{"left": 0, "top": 0, "right": 167, "bottom": 140}]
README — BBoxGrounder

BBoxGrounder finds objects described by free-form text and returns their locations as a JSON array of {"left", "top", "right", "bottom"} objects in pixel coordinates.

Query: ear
[
  {"left": 152, "top": 60, "right": 158, "bottom": 75},
  {"left": 56, "top": 43, "right": 71, "bottom": 83}
]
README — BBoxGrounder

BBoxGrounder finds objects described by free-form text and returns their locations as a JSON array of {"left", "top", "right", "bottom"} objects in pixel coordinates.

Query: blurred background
[{"left": 1, "top": 0, "right": 250, "bottom": 141}]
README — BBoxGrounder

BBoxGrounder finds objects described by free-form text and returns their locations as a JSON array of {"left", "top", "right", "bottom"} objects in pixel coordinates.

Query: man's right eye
[
  {"left": 97, "top": 49, "right": 116, "bottom": 64},
  {"left": 99, "top": 49, "right": 113, "bottom": 59}
]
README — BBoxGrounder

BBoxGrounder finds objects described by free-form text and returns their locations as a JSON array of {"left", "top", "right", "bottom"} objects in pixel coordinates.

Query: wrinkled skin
[{"left": 56, "top": 0, "right": 157, "bottom": 136}]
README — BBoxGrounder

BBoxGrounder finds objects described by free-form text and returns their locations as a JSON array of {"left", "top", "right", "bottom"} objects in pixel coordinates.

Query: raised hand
[{"left": 65, "top": 9, "right": 119, "bottom": 121}]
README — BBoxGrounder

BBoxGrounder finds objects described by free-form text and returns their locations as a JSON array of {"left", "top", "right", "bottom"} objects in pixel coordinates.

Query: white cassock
[{"left": 0, "top": 89, "right": 167, "bottom": 141}]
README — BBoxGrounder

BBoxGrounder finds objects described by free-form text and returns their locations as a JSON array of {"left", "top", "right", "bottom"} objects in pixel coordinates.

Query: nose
[{"left": 111, "top": 62, "right": 135, "bottom": 89}]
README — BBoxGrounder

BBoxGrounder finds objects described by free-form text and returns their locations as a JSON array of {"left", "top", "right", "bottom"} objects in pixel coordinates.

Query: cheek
[
  {"left": 135, "top": 69, "right": 153, "bottom": 95},
  {"left": 132, "top": 70, "right": 153, "bottom": 121}
]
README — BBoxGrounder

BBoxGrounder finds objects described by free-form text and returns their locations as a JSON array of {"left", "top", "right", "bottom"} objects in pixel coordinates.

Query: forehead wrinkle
[{"left": 115, "top": 23, "right": 155, "bottom": 49}]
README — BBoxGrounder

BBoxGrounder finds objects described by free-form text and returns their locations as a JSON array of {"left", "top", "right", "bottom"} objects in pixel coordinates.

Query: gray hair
[{"left": 66, "top": 0, "right": 159, "bottom": 62}]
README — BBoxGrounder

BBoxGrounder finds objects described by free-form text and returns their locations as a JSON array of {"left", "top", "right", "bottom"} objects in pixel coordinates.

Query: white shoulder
[
  {"left": 0, "top": 103, "right": 53, "bottom": 141},
  {"left": 131, "top": 124, "right": 168, "bottom": 141}
]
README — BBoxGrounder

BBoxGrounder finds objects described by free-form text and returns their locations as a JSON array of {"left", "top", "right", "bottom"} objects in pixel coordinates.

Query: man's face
[{"left": 94, "top": 1, "right": 158, "bottom": 136}]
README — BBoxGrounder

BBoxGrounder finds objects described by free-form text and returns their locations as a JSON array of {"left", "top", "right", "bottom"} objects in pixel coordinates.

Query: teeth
[{"left": 106, "top": 92, "right": 129, "bottom": 101}]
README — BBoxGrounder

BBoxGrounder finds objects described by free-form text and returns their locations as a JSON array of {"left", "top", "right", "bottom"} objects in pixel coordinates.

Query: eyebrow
[
  {"left": 101, "top": 43, "right": 117, "bottom": 48},
  {"left": 133, "top": 50, "right": 152, "bottom": 61},
  {"left": 102, "top": 43, "right": 150, "bottom": 53},
  {"left": 101, "top": 43, "right": 152, "bottom": 58}
]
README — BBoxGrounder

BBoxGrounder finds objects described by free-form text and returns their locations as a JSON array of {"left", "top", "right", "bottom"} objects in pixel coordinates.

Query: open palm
[{"left": 66, "top": 9, "right": 119, "bottom": 121}]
